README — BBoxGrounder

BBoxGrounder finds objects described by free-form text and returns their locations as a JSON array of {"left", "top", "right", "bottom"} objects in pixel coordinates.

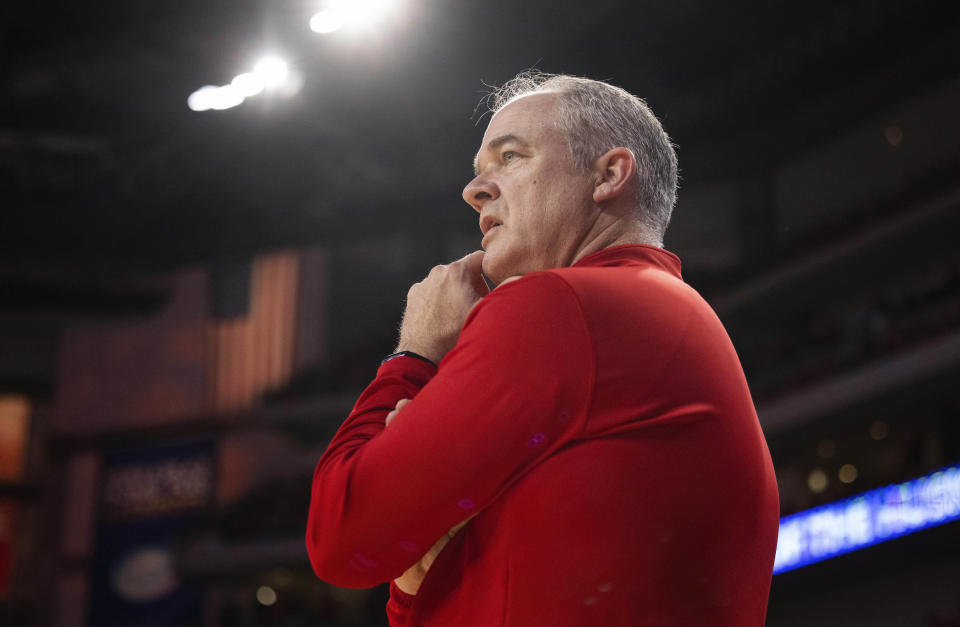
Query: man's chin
[{"left": 481, "top": 252, "right": 509, "bottom": 286}]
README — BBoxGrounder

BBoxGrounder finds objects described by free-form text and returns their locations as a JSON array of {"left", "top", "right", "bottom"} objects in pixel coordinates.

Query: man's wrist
[
  {"left": 392, "top": 342, "right": 442, "bottom": 365},
  {"left": 382, "top": 350, "right": 437, "bottom": 367},
  {"left": 391, "top": 575, "right": 420, "bottom": 599}
]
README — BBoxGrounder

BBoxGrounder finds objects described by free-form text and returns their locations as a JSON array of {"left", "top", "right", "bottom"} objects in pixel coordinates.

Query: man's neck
[{"left": 569, "top": 221, "right": 657, "bottom": 267}]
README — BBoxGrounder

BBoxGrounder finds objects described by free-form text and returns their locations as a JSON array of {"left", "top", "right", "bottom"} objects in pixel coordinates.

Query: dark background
[{"left": 2, "top": 0, "right": 960, "bottom": 625}]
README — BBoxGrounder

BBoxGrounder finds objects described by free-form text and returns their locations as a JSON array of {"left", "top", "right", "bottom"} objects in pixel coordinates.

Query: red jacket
[{"left": 306, "top": 244, "right": 779, "bottom": 626}]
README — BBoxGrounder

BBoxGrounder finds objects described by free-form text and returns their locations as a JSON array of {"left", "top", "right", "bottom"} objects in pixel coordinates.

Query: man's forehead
[
  {"left": 472, "top": 92, "right": 563, "bottom": 174},
  {"left": 477, "top": 92, "right": 560, "bottom": 150},
  {"left": 484, "top": 91, "right": 560, "bottom": 135}
]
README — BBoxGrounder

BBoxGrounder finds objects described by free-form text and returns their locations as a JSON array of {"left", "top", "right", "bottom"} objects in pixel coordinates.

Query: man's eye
[{"left": 502, "top": 151, "right": 518, "bottom": 162}]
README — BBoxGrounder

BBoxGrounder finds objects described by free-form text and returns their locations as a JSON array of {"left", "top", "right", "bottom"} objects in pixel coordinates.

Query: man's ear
[{"left": 592, "top": 147, "right": 636, "bottom": 204}]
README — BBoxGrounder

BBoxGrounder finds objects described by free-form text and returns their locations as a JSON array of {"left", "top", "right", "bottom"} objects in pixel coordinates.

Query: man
[{"left": 306, "top": 72, "right": 780, "bottom": 626}]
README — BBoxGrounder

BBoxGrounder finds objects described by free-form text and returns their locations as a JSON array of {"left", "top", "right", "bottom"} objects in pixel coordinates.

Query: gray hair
[{"left": 488, "top": 72, "right": 679, "bottom": 244}]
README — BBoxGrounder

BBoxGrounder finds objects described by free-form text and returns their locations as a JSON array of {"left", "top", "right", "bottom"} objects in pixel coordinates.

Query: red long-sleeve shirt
[{"left": 306, "top": 244, "right": 779, "bottom": 626}]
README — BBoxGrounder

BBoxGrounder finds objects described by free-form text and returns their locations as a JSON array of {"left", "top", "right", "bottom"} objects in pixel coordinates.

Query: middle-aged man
[{"left": 306, "top": 72, "right": 780, "bottom": 626}]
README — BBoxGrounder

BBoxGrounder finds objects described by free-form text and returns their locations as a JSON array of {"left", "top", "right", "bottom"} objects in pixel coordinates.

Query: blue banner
[
  {"left": 90, "top": 441, "right": 215, "bottom": 627},
  {"left": 774, "top": 464, "right": 960, "bottom": 574}
]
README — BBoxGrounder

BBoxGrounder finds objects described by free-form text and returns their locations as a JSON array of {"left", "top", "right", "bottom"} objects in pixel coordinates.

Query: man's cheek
[{"left": 483, "top": 245, "right": 517, "bottom": 283}]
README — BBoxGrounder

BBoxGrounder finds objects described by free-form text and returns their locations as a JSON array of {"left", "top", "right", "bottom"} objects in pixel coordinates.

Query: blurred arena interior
[{"left": 2, "top": 0, "right": 960, "bottom": 625}]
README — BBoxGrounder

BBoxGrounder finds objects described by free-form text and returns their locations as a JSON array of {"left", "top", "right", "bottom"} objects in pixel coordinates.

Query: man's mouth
[
  {"left": 481, "top": 225, "right": 500, "bottom": 247},
  {"left": 479, "top": 215, "right": 503, "bottom": 236}
]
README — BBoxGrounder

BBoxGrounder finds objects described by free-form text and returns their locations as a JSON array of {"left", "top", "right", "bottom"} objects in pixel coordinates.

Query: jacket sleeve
[
  {"left": 386, "top": 580, "right": 415, "bottom": 626},
  {"left": 305, "top": 271, "right": 594, "bottom": 588}
]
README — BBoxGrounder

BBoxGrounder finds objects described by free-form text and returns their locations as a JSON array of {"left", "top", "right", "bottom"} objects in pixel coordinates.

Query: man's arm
[
  {"left": 305, "top": 270, "right": 594, "bottom": 588},
  {"left": 382, "top": 398, "right": 473, "bottom": 595}
]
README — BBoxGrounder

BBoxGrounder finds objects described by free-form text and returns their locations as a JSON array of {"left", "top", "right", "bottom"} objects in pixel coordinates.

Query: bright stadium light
[
  {"left": 207, "top": 85, "right": 246, "bottom": 110},
  {"left": 253, "top": 57, "right": 289, "bottom": 89},
  {"left": 231, "top": 72, "right": 265, "bottom": 97},
  {"left": 188, "top": 56, "right": 297, "bottom": 112},
  {"left": 187, "top": 84, "right": 247, "bottom": 112},
  {"left": 187, "top": 85, "right": 220, "bottom": 112},
  {"left": 348, "top": 0, "right": 397, "bottom": 27},
  {"left": 309, "top": 0, "right": 400, "bottom": 35},
  {"left": 310, "top": 9, "right": 346, "bottom": 33},
  {"left": 276, "top": 72, "right": 304, "bottom": 98}
]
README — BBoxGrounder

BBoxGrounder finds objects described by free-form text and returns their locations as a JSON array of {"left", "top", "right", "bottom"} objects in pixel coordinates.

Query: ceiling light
[
  {"left": 310, "top": 9, "right": 346, "bottom": 33},
  {"left": 309, "top": 0, "right": 400, "bottom": 35},
  {"left": 231, "top": 72, "right": 265, "bottom": 98},
  {"left": 253, "top": 57, "right": 289, "bottom": 89}
]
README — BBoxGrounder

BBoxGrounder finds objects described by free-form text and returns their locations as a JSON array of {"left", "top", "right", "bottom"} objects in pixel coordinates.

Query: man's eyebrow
[{"left": 472, "top": 134, "right": 530, "bottom": 176}]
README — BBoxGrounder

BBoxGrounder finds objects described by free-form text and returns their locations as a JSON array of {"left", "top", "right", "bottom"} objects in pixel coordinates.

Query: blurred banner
[
  {"left": 0, "top": 395, "right": 29, "bottom": 599},
  {"left": 89, "top": 441, "right": 215, "bottom": 627},
  {"left": 0, "top": 502, "right": 16, "bottom": 598},
  {"left": 53, "top": 248, "right": 327, "bottom": 433},
  {"left": 775, "top": 463, "right": 960, "bottom": 574}
]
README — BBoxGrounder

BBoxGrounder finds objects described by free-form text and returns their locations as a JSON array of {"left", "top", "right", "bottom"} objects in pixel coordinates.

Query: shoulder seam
[{"left": 538, "top": 271, "right": 596, "bottom": 441}]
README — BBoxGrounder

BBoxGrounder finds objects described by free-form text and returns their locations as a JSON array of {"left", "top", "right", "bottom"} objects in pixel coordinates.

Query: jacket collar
[{"left": 572, "top": 244, "right": 683, "bottom": 280}]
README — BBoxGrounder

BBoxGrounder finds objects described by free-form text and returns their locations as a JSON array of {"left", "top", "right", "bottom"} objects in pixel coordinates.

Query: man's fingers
[
  {"left": 459, "top": 250, "right": 489, "bottom": 296},
  {"left": 461, "top": 249, "right": 485, "bottom": 270},
  {"left": 385, "top": 398, "right": 411, "bottom": 427},
  {"left": 462, "top": 250, "right": 485, "bottom": 277}
]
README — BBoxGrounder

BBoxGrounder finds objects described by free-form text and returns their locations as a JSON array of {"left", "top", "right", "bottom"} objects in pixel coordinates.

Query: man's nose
[{"left": 462, "top": 175, "right": 499, "bottom": 213}]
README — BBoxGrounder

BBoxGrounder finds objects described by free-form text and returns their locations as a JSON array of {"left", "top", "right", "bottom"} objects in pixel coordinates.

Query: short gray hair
[{"left": 488, "top": 72, "right": 679, "bottom": 244}]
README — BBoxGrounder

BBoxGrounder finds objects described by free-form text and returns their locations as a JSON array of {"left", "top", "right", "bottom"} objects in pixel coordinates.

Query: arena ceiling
[{"left": 2, "top": 0, "right": 959, "bottom": 273}]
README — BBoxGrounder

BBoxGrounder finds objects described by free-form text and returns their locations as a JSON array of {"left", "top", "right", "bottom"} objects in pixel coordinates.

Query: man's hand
[
  {"left": 395, "top": 250, "right": 489, "bottom": 364},
  {"left": 385, "top": 398, "right": 476, "bottom": 595}
]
